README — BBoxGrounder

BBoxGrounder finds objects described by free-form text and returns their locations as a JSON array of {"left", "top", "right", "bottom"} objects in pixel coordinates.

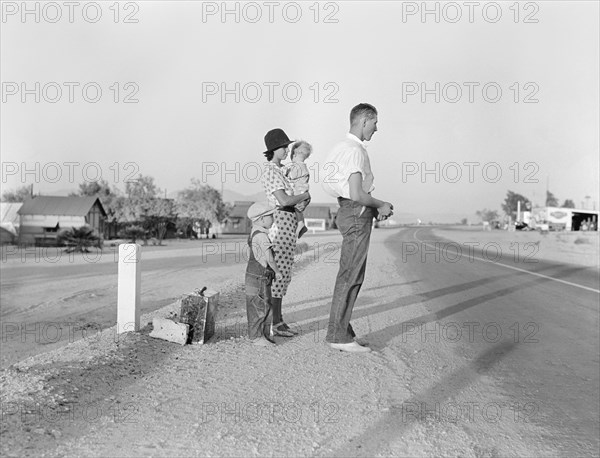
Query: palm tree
[
  {"left": 122, "top": 224, "right": 147, "bottom": 243},
  {"left": 57, "top": 226, "right": 102, "bottom": 253}
]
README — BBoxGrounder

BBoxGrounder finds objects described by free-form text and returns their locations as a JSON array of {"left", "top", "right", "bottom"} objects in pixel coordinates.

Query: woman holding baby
[{"left": 260, "top": 128, "right": 311, "bottom": 337}]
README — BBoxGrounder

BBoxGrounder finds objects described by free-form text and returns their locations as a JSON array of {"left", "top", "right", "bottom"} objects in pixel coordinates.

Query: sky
[{"left": 1, "top": 1, "right": 599, "bottom": 221}]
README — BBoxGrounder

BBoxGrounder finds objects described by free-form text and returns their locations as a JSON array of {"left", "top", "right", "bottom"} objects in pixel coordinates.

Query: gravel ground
[
  {"left": 2, "top": 231, "right": 405, "bottom": 457},
  {"left": 1, "top": 227, "right": 596, "bottom": 457},
  {"left": 431, "top": 227, "right": 599, "bottom": 268}
]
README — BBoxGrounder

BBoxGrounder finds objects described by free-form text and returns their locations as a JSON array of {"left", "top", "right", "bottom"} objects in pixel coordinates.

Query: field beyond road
[
  {"left": 1, "top": 227, "right": 598, "bottom": 457},
  {"left": 433, "top": 226, "right": 599, "bottom": 268}
]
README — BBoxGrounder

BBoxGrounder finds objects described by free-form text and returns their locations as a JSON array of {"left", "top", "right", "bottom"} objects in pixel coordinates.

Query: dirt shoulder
[
  {"left": 431, "top": 227, "right": 599, "bottom": 268},
  {"left": 0, "top": 234, "right": 338, "bottom": 368},
  {"left": 1, "top": 231, "right": 406, "bottom": 457},
  {"left": 2, "top": 227, "right": 586, "bottom": 457}
]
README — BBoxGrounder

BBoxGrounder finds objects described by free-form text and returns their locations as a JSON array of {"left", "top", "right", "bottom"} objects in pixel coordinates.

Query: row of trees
[
  {"left": 544, "top": 190, "right": 575, "bottom": 209},
  {"left": 477, "top": 190, "right": 577, "bottom": 223},
  {"left": 2, "top": 176, "right": 230, "bottom": 245},
  {"left": 1, "top": 186, "right": 32, "bottom": 203}
]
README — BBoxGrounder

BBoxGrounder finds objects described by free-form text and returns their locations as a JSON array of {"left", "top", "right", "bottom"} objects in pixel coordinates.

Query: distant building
[
  {"left": 304, "top": 205, "right": 333, "bottom": 231},
  {"left": 17, "top": 196, "right": 107, "bottom": 245},
  {"left": 529, "top": 206, "right": 598, "bottom": 231},
  {"left": 222, "top": 201, "right": 334, "bottom": 234},
  {"left": 222, "top": 201, "right": 253, "bottom": 234}
]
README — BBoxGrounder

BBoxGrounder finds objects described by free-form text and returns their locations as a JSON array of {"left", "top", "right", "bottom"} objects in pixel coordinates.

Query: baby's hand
[{"left": 275, "top": 272, "right": 283, "bottom": 281}]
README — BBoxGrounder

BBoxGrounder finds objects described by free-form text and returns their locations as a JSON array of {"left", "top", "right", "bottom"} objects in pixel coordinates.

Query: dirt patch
[
  {"left": 432, "top": 227, "right": 599, "bottom": 268},
  {"left": 0, "top": 234, "right": 358, "bottom": 457},
  {"left": 2, "top": 229, "right": 586, "bottom": 457}
]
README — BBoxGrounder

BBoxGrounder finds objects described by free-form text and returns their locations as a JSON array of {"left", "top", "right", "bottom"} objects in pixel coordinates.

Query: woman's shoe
[
  {"left": 280, "top": 322, "right": 299, "bottom": 335},
  {"left": 265, "top": 335, "right": 276, "bottom": 344},
  {"left": 297, "top": 225, "right": 308, "bottom": 239},
  {"left": 272, "top": 322, "right": 294, "bottom": 337}
]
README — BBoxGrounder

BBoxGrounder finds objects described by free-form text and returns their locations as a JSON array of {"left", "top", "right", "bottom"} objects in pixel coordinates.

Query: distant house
[
  {"left": 0, "top": 202, "right": 22, "bottom": 244},
  {"left": 17, "top": 196, "right": 107, "bottom": 246},
  {"left": 222, "top": 201, "right": 254, "bottom": 234},
  {"left": 304, "top": 205, "right": 333, "bottom": 231},
  {"left": 222, "top": 201, "right": 336, "bottom": 235}
]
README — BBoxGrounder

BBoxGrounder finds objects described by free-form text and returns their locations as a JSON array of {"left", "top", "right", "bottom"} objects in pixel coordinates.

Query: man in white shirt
[{"left": 322, "top": 103, "right": 393, "bottom": 353}]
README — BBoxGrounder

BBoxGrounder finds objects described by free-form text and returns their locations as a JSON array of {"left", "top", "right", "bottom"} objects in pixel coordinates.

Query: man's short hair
[{"left": 350, "top": 103, "right": 378, "bottom": 124}]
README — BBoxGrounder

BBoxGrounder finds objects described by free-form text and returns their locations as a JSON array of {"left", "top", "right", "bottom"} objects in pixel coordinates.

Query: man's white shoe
[{"left": 329, "top": 341, "right": 371, "bottom": 353}]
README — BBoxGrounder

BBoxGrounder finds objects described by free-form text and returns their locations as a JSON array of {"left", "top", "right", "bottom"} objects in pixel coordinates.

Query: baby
[{"left": 284, "top": 140, "right": 312, "bottom": 239}]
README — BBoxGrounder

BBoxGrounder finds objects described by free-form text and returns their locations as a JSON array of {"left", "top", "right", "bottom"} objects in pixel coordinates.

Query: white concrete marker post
[{"left": 117, "top": 243, "right": 141, "bottom": 334}]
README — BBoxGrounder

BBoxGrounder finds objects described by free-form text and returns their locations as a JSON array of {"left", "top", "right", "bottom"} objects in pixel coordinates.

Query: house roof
[
  {"left": 17, "top": 196, "right": 106, "bottom": 217},
  {"left": 228, "top": 201, "right": 253, "bottom": 218},
  {"left": 304, "top": 205, "right": 331, "bottom": 219}
]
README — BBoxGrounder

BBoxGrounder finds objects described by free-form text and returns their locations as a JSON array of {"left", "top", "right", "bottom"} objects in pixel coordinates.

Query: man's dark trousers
[{"left": 326, "top": 198, "right": 375, "bottom": 343}]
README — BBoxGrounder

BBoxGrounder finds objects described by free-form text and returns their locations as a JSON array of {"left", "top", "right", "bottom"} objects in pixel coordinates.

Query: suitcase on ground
[{"left": 179, "top": 287, "right": 219, "bottom": 344}]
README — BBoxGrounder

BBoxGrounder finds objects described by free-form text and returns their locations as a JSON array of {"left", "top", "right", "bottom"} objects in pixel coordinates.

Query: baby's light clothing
[{"left": 284, "top": 162, "right": 310, "bottom": 212}]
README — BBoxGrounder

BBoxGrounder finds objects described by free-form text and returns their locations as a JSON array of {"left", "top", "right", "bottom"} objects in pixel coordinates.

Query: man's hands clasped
[{"left": 377, "top": 202, "right": 394, "bottom": 221}]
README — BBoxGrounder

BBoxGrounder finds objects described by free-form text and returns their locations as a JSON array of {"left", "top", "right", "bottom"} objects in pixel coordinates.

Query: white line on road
[{"left": 413, "top": 230, "right": 600, "bottom": 295}]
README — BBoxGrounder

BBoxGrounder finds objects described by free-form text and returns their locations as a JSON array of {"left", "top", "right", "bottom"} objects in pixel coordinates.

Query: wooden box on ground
[
  {"left": 149, "top": 318, "right": 189, "bottom": 345},
  {"left": 179, "top": 289, "right": 219, "bottom": 344}
]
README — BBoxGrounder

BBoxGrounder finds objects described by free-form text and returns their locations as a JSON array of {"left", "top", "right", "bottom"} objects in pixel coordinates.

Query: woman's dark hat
[{"left": 263, "top": 128, "right": 293, "bottom": 154}]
